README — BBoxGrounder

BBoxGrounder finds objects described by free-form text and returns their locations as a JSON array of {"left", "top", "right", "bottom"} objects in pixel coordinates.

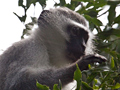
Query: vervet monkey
[{"left": 0, "top": 7, "right": 106, "bottom": 90}]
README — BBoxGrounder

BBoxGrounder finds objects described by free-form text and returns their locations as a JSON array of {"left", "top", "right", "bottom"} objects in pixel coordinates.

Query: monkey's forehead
[{"left": 40, "top": 7, "right": 88, "bottom": 27}]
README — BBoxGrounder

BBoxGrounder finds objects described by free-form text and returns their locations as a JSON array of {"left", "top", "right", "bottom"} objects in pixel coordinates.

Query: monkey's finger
[
  {"left": 94, "top": 54, "right": 107, "bottom": 62},
  {"left": 81, "top": 54, "right": 107, "bottom": 64}
]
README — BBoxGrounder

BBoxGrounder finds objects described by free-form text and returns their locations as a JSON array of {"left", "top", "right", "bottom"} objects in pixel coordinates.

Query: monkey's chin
[
  {"left": 66, "top": 51, "right": 85, "bottom": 63},
  {"left": 66, "top": 52, "right": 80, "bottom": 62}
]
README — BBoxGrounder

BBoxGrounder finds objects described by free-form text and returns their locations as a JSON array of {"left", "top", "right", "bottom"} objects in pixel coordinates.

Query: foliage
[
  {"left": 37, "top": 80, "right": 62, "bottom": 90},
  {"left": 16, "top": 0, "right": 120, "bottom": 89}
]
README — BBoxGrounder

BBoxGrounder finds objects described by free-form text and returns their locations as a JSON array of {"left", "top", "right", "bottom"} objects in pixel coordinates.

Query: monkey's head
[{"left": 37, "top": 7, "right": 94, "bottom": 64}]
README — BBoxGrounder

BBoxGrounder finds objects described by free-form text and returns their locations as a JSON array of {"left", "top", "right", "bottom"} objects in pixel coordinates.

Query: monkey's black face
[{"left": 66, "top": 25, "right": 89, "bottom": 62}]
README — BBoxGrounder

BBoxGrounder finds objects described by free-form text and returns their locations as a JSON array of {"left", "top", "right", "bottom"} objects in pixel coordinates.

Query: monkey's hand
[{"left": 76, "top": 54, "right": 107, "bottom": 71}]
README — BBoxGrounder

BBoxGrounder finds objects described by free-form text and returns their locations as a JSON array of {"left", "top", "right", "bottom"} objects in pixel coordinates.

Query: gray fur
[{"left": 0, "top": 7, "right": 106, "bottom": 90}]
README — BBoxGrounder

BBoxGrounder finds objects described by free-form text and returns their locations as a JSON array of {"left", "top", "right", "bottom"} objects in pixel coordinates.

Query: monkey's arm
[{"left": 7, "top": 54, "right": 106, "bottom": 90}]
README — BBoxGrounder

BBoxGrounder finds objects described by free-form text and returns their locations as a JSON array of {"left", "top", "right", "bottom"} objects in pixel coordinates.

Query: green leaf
[
  {"left": 74, "top": 64, "right": 82, "bottom": 90},
  {"left": 101, "top": 72, "right": 112, "bottom": 84},
  {"left": 95, "top": 0, "right": 107, "bottom": 8},
  {"left": 108, "top": 5, "right": 116, "bottom": 26},
  {"left": 107, "top": 1, "right": 120, "bottom": 5},
  {"left": 60, "top": 0, "right": 66, "bottom": 6},
  {"left": 84, "top": 15, "right": 103, "bottom": 26},
  {"left": 102, "top": 48, "right": 118, "bottom": 57},
  {"left": 26, "top": 0, "right": 32, "bottom": 9},
  {"left": 87, "top": 10, "right": 98, "bottom": 18},
  {"left": 110, "top": 57, "right": 115, "bottom": 69},
  {"left": 74, "top": 64, "right": 82, "bottom": 80},
  {"left": 75, "top": 0, "right": 92, "bottom": 2},
  {"left": 82, "top": 81, "right": 93, "bottom": 90},
  {"left": 53, "top": 84, "right": 60, "bottom": 90},
  {"left": 93, "top": 79, "right": 99, "bottom": 89},
  {"left": 36, "top": 81, "right": 49, "bottom": 90},
  {"left": 87, "top": 72, "right": 98, "bottom": 83},
  {"left": 101, "top": 84, "right": 106, "bottom": 90},
  {"left": 18, "top": 0, "right": 23, "bottom": 6},
  {"left": 109, "top": 83, "right": 120, "bottom": 89},
  {"left": 13, "top": 12, "right": 26, "bottom": 22},
  {"left": 58, "top": 80, "right": 62, "bottom": 90},
  {"left": 88, "top": 64, "right": 92, "bottom": 69},
  {"left": 70, "top": 0, "right": 80, "bottom": 10},
  {"left": 98, "top": 29, "right": 120, "bottom": 40},
  {"left": 38, "top": 0, "right": 46, "bottom": 9},
  {"left": 114, "top": 15, "right": 120, "bottom": 23}
]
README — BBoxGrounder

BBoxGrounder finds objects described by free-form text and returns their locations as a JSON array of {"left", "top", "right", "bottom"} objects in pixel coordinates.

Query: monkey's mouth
[
  {"left": 66, "top": 42, "right": 85, "bottom": 62},
  {"left": 67, "top": 52, "right": 78, "bottom": 62}
]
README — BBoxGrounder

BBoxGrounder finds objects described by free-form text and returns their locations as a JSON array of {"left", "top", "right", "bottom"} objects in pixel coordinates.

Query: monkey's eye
[{"left": 70, "top": 27, "right": 80, "bottom": 36}]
